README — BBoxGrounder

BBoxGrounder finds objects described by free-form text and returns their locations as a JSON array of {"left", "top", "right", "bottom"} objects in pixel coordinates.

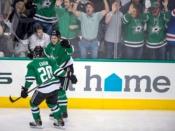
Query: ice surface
[{"left": 0, "top": 109, "right": 175, "bottom": 131}]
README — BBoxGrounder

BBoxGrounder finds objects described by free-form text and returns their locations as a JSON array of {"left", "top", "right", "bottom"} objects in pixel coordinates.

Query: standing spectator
[
  {"left": 121, "top": 3, "right": 145, "bottom": 59},
  {"left": 33, "top": 0, "right": 57, "bottom": 34},
  {"left": 121, "top": 0, "right": 144, "bottom": 14},
  {"left": 73, "top": 0, "right": 109, "bottom": 58},
  {"left": 28, "top": 24, "right": 50, "bottom": 51},
  {"left": 0, "top": 22, "right": 13, "bottom": 57},
  {"left": 8, "top": 0, "right": 34, "bottom": 57},
  {"left": 104, "top": 0, "right": 123, "bottom": 58},
  {"left": 166, "top": 9, "right": 175, "bottom": 60},
  {"left": 144, "top": 0, "right": 170, "bottom": 60},
  {"left": 55, "top": 0, "right": 80, "bottom": 58}
]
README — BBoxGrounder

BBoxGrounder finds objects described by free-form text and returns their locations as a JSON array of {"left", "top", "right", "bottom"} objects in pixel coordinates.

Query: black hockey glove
[
  {"left": 60, "top": 39, "right": 71, "bottom": 48},
  {"left": 58, "top": 76, "right": 65, "bottom": 87},
  {"left": 27, "top": 52, "right": 33, "bottom": 59},
  {"left": 21, "top": 87, "right": 28, "bottom": 98},
  {"left": 69, "top": 74, "right": 78, "bottom": 84}
]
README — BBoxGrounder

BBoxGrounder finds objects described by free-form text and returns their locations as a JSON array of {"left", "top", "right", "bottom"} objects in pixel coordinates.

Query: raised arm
[
  {"left": 72, "top": 0, "right": 81, "bottom": 17},
  {"left": 101, "top": 0, "right": 109, "bottom": 16},
  {"left": 105, "top": 1, "right": 120, "bottom": 24},
  {"left": 144, "top": 0, "right": 151, "bottom": 13},
  {"left": 55, "top": 0, "right": 63, "bottom": 8},
  {"left": 162, "top": 0, "right": 169, "bottom": 12}
]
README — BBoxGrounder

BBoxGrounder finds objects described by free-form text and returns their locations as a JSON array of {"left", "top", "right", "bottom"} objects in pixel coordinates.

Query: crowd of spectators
[{"left": 0, "top": 0, "right": 175, "bottom": 60}]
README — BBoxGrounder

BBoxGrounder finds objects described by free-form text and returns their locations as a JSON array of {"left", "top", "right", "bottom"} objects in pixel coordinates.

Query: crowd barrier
[{"left": 0, "top": 58, "right": 175, "bottom": 110}]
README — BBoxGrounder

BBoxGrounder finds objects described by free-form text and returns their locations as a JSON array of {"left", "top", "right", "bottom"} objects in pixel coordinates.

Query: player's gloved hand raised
[
  {"left": 60, "top": 39, "right": 71, "bottom": 48},
  {"left": 21, "top": 87, "right": 28, "bottom": 98},
  {"left": 69, "top": 74, "right": 78, "bottom": 84}
]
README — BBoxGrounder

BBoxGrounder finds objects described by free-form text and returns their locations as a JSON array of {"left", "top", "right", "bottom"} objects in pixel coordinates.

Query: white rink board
[{"left": 0, "top": 60, "right": 175, "bottom": 99}]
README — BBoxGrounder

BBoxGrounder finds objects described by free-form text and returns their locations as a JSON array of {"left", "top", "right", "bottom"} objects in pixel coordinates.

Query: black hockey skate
[
  {"left": 29, "top": 120, "right": 43, "bottom": 128},
  {"left": 53, "top": 118, "right": 65, "bottom": 129},
  {"left": 62, "top": 112, "right": 68, "bottom": 118},
  {"left": 49, "top": 113, "right": 54, "bottom": 120}
]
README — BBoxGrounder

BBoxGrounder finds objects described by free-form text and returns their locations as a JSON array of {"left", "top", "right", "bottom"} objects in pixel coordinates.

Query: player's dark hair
[{"left": 33, "top": 46, "right": 44, "bottom": 58}]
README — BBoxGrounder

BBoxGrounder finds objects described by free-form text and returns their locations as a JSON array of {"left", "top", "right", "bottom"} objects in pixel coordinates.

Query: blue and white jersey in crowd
[{"left": 166, "top": 9, "right": 175, "bottom": 44}]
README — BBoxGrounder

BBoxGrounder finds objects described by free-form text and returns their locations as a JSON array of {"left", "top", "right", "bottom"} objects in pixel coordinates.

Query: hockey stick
[
  {"left": 9, "top": 78, "right": 51, "bottom": 103},
  {"left": 62, "top": 67, "right": 71, "bottom": 90},
  {"left": 9, "top": 85, "right": 38, "bottom": 103}
]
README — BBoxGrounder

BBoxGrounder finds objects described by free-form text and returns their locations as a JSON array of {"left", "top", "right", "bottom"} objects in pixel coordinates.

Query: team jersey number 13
[{"left": 38, "top": 65, "right": 53, "bottom": 83}]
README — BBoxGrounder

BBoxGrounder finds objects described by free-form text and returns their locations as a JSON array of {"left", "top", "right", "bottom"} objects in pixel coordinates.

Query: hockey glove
[
  {"left": 59, "top": 77, "right": 65, "bottom": 87},
  {"left": 27, "top": 52, "right": 34, "bottom": 59},
  {"left": 60, "top": 39, "right": 71, "bottom": 48},
  {"left": 69, "top": 74, "right": 78, "bottom": 84},
  {"left": 21, "top": 87, "right": 28, "bottom": 98}
]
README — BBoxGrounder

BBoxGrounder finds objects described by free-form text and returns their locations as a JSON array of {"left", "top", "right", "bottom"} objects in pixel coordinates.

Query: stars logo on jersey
[
  {"left": 135, "top": 26, "right": 143, "bottom": 33},
  {"left": 152, "top": 26, "right": 160, "bottom": 33},
  {"left": 42, "top": 0, "right": 51, "bottom": 8},
  {"left": 50, "top": 55, "right": 55, "bottom": 59}
]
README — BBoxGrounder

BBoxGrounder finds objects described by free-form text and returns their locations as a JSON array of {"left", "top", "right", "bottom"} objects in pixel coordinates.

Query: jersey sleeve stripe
[
  {"left": 54, "top": 68, "right": 65, "bottom": 76},
  {"left": 26, "top": 76, "right": 35, "bottom": 79},
  {"left": 44, "top": 49, "right": 50, "bottom": 58},
  {"left": 39, "top": 81, "right": 60, "bottom": 89}
]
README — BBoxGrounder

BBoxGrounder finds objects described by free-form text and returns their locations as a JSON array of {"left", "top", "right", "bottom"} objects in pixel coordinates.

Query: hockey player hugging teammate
[
  {"left": 44, "top": 30, "right": 77, "bottom": 119},
  {"left": 21, "top": 46, "right": 66, "bottom": 128}
]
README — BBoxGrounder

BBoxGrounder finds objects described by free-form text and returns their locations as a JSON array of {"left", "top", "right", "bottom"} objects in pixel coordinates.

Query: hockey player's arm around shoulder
[{"left": 49, "top": 58, "right": 67, "bottom": 78}]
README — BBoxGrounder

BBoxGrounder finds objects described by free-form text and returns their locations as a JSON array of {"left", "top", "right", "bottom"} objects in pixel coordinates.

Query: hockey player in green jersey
[
  {"left": 21, "top": 46, "right": 66, "bottom": 128},
  {"left": 44, "top": 30, "right": 77, "bottom": 119}
]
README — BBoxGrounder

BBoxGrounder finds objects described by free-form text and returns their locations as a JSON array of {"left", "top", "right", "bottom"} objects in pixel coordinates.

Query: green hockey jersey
[
  {"left": 122, "top": 13, "right": 145, "bottom": 47},
  {"left": 33, "top": 0, "right": 57, "bottom": 23},
  {"left": 25, "top": 57, "right": 66, "bottom": 93},
  {"left": 55, "top": 7, "right": 80, "bottom": 39},
  {"left": 44, "top": 42, "right": 74, "bottom": 67},
  {"left": 144, "top": 11, "right": 171, "bottom": 47}
]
